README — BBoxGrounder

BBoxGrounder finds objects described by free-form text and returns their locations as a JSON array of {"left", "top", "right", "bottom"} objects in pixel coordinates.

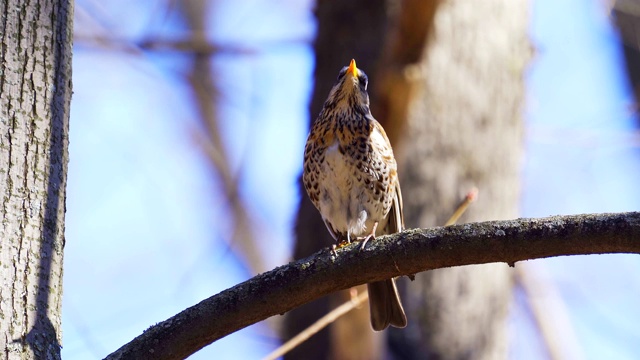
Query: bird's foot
[
  {"left": 331, "top": 235, "right": 352, "bottom": 256},
  {"left": 359, "top": 221, "right": 379, "bottom": 250},
  {"left": 331, "top": 244, "right": 338, "bottom": 257}
]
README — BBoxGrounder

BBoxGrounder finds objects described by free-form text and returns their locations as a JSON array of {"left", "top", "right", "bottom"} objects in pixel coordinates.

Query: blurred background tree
[
  {"left": 288, "top": 1, "right": 525, "bottom": 359},
  {"left": 65, "top": 0, "right": 639, "bottom": 359},
  {"left": 390, "top": 1, "right": 528, "bottom": 358}
]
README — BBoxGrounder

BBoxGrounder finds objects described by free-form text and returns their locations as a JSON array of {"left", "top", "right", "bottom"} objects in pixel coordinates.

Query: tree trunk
[
  {"left": 286, "top": 1, "right": 389, "bottom": 359},
  {"left": 612, "top": 1, "right": 640, "bottom": 116},
  {"left": 0, "top": 0, "right": 73, "bottom": 358},
  {"left": 390, "top": 0, "right": 530, "bottom": 358},
  {"left": 288, "top": 0, "right": 528, "bottom": 359}
]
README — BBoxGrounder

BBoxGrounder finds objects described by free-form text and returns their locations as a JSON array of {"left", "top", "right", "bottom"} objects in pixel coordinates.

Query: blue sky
[{"left": 64, "top": 0, "right": 639, "bottom": 359}]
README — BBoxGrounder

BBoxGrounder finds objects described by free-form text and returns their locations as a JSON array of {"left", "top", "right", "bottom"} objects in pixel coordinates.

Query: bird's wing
[
  {"left": 323, "top": 218, "right": 342, "bottom": 242},
  {"left": 368, "top": 117, "right": 395, "bottom": 165},
  {"left": 385, "top": 180, "right": 404, "bottom": 234},
  {"left": 369, "top": 118, "right": 404, "bottom": 234}
]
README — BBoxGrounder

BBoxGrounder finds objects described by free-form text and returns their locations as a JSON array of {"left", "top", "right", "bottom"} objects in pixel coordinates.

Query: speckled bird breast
[{"left": 303, "top": 115, "right": 397, "bottom": 238}]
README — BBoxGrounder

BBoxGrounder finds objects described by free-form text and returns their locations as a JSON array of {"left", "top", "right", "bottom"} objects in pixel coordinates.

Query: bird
[{"left": 302, "top": 59, "right": 407, "bottom": 331}]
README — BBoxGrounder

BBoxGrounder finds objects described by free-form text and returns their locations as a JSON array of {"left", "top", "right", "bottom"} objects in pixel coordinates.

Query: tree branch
[{"left": 105, "top": 212, "right": 640, "bottom": 360}]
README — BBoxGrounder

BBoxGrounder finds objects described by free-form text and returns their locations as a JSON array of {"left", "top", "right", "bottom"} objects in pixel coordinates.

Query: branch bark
[{"left": 105, "top": 211, "right": 640, "bottom": 360}]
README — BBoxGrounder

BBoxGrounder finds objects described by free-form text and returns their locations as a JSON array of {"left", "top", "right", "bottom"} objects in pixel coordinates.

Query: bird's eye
[
  {"left": 337, "top": 67, "right": 348, "bottom": 80},
  {"left": 359, "top": 73, "right": 368, "bottom": 89}
]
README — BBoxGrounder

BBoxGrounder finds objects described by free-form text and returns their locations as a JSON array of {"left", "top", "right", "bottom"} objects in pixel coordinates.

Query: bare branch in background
[
  {"left": 74, "top": 2, "right": 300, "bottom": 274},
  {"left": 73, "top": 1, "right": 271, "bottom": 279},
  {"left": 106, "top": 211, "right": 640, "bottom": 360},
  {"left": 263, "top": 291, "right": 369, "bottom": 360},
  {"left": 179, "top": 0, "right": 266, "bottom": 274},
  {"left": 515, "top": 263, "right": 585, "bottom": 360}
]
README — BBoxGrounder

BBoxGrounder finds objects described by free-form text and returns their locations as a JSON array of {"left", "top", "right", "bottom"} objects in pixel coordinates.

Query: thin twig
[
  {"left": 445, "top": 187, "right": 478, "bottom": 226},
  {"left": 516, "top": 263, "right": 585, "bottom": 360},
  {"left": 262, "top": 291, "right": 369, "bottom": 360}
]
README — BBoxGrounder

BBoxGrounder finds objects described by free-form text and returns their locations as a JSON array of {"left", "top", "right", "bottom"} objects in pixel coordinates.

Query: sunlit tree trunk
[
  {"left": 390, "top": 0, "right": 530, "bottom": 358},
  {"left": 288, "top": 0, "right": 529, "bottom": 359},
  {"left": 0, "top": 0, "right": 73, "bottom": 358},
  {"left": 286, "top": 1, "right": 389, "bottom": 359}
]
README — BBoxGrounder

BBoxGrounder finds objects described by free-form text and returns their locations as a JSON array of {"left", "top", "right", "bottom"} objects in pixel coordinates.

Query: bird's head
[{"left": 325, "top": 59, "right": 370, "bottom": 111}]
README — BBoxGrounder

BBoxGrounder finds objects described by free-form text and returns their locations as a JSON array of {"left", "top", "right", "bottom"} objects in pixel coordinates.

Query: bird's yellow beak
[{"left": 347, "top": 59, "right": 359, "bottom": 78}]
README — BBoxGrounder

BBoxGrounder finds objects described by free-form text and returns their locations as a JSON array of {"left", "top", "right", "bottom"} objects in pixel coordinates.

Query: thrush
[{"left": 303, "top": 59, "right": 407, "bottom": 331}]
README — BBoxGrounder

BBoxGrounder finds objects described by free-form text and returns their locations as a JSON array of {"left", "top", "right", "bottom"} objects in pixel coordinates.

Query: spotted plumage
[{"left": 303, "top": 59, "right": 407, "bottom": 331}]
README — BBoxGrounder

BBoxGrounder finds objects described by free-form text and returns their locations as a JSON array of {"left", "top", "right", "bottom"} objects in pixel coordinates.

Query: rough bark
[
  {"left": 105, "top": 212, "right": 640, "bottom": 360},
  {"left": 392, "top": 0, "right": 531, "bottom": 358},
  {"left": 0, "top": 0, "right": 73, "bottom": 359}
]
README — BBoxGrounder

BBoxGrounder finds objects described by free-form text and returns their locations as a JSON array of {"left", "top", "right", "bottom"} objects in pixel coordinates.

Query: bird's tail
[{"left": 367, "top": 278, "right": 407, "bottom": 331}]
